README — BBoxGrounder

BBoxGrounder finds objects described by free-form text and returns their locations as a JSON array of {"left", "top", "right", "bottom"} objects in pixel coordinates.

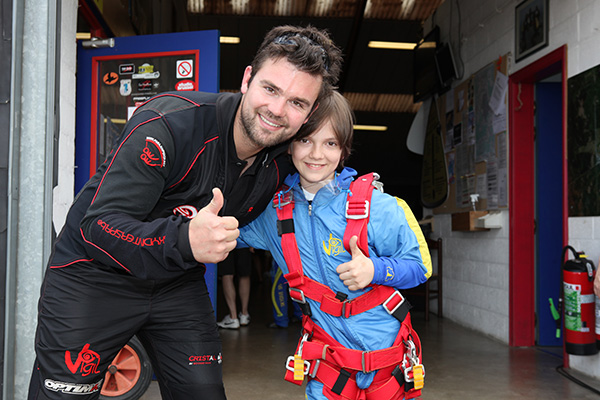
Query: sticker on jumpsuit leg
[
  {"left": 44, "top": 343, "right": 105, "bottom": 394},
  {"left": 188, "top": 352, "right": 222, "bottom": 366}
]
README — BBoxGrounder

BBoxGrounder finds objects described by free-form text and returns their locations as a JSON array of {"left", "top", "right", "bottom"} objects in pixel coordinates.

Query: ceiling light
[
  {"left": 220, "top": 36, "right": 240, "bottom": 44},
  {"left": 354, "top": 125, "right": 388, "bottom": 132},
  {"left": 368, "top": 41, "right": 416, "bottom": 50}
]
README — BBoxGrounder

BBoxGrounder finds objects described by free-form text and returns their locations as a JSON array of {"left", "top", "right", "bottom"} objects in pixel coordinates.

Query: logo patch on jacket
[
  {"left": 385, "top": 265, "right": 395, "bottom": 282},
  {"left": 173, "top": 205, "right": 198, "bottom": 219},
  {"left": 322, "top": 233, "right": 346, "bottom": 256},
  {"left": 141, "top": 136, "right": 166, "bottom": 167}
]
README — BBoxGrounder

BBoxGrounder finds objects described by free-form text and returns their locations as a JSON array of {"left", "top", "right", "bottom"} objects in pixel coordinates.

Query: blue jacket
[{"left": 239, "top": 168, "right": 431, "bottom": 358}]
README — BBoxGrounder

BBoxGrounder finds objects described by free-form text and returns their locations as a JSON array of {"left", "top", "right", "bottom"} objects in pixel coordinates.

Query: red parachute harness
[{"left": 273, "top": 173, "right": 424, "bottom": 400}]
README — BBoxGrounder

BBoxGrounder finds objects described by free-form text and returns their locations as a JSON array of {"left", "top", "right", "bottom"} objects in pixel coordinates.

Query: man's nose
[{"left": 268, "top": 97, "right": 286, "bottom": 117}]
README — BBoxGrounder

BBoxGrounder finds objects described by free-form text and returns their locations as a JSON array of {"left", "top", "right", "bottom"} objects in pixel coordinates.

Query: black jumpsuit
[{"left": 28, "top": 91, "right": 293, "bottom": 399}]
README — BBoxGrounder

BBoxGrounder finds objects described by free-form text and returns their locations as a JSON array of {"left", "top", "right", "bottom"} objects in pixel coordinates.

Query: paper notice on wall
[
  {"left": 487, "top": 157, "right": 498, "bottom": 209},
  {"left": 489, "top": 71, "right": 508, "bottom": 115},
  {"left": 477, "top": 173, "right": 487, "bottom": 199},
  {"left": 498, "top": 167, "right": 507, "bottom": 207},
  {"left": 445, "top": 111, "right": 454, "bottom": 152},
  {"left": 497, "top": 131, "right": 507, "bottom": 170},
  {"left": 446, "top": 88, "right": 455, "bottom": 113},
  {"left": 493, "top": 103, "right": 507, "bottom": 134},
  {"left": 458, "top": 89, "right": 465, "bottom": 111}
]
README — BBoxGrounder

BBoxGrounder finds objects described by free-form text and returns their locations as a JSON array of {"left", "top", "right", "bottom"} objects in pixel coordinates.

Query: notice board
[{"left": 427, "top": 55, "right": 510, "bottom": 214}]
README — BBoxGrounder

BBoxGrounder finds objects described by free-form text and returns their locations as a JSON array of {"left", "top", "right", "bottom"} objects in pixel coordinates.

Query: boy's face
[
  {"left": 237, "top": 58, "right": 322, "bottom": 150},
  {"left": 290, "top": 120, "right": 342, "bottom": 194}
]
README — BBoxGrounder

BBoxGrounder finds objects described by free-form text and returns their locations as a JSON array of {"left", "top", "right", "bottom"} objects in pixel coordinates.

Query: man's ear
[
  {"left": 303, "top": 102, "right": 319, "bottom": 124},
  {"left": 240, "top": 66, "right": 253, "bottom": 94}
]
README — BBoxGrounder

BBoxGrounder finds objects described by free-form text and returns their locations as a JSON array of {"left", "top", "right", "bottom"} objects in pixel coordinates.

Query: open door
[{"left": 508, "top": 46, "right": 568, "bottom": 350}]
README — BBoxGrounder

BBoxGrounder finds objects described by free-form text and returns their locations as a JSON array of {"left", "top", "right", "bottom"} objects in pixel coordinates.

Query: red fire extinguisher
[{"left": 562, "top": 245, "right": 597, "bottom": 355}]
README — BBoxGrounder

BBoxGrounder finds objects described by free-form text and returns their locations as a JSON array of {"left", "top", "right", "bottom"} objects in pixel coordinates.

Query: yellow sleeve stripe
[
  {"left": 271, "top": 267, "right": 284, "bottom": 317},
  {"left": 395, "top": 197, "right": 432, "bottom": 279}
]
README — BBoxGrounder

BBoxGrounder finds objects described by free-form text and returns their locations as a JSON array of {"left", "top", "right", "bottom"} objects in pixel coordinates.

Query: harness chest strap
[
  {"left": 274, "top": 175, "right": 410, "bottom": 321},
  {"left": 286, "top": 271, "right": 409, "bottom": 320}
]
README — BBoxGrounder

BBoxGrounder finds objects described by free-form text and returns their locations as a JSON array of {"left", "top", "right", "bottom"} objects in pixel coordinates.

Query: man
[
  {"left": 216, "top": 248, "right": 253, "bottom": 329},
  {"left": 28, "top": 25, "right": 342, "bottom": 400}
]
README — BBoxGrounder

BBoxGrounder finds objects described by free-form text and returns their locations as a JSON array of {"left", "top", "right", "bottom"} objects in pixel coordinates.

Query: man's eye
[
  {"left": 265, "top": 87, "right": 275, "bottom": 94},
  {"left": 291, "top": 100, "right": 304, "bottom": 109}
]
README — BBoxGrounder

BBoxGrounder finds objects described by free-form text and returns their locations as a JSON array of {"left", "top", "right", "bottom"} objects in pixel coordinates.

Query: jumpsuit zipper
[{"left": 306, "top": 192, "right": 364, "bottom": 349}]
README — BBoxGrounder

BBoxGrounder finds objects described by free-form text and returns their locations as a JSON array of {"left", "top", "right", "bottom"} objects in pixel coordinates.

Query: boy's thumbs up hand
[{"left": 336, "top": 236, "right": 374, "bottom": 291}]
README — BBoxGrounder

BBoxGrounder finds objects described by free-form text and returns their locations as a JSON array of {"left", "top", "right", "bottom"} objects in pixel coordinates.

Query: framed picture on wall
[{"left": 515, "top": 0, "right": 549, "bottom": 62}]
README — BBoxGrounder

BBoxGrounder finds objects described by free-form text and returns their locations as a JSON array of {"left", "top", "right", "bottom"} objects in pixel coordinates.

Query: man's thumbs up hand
[
  {"left": 188, "top": 188, "right": 239, "bottom": 264},
  {"left": 336, "top": 236, "right": 374, "bottom": 291}
]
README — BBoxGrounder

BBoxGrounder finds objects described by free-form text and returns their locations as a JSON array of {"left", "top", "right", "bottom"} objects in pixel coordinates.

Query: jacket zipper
[{"left": 307, "top": 195, "right": 364, "bottom": 349}]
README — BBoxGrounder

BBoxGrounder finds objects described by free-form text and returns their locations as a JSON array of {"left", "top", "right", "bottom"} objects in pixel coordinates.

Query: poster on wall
[
  {"left": 567, "top": 66, "right": 600, "bottom": 216},
  {"left": 515, "top": 0, "right": 549, "bottom": 62}
]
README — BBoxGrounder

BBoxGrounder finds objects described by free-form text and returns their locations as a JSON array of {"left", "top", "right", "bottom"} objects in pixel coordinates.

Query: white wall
[{"left": 426, "top": 0, "right": 600, "bottom": 378}]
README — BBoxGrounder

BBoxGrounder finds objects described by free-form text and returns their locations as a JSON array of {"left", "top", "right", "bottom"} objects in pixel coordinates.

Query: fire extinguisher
[
  {"left": 562, "top": 245, "right": 597, "bottom": 355},
  {"left": 596, "top": 256, "right": 600, "bottom": 349}
]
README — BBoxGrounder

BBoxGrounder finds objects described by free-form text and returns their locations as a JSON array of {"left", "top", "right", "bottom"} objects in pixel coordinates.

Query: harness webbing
[{"left": 343, "top": 172, "right": 379, "bottom": 256}]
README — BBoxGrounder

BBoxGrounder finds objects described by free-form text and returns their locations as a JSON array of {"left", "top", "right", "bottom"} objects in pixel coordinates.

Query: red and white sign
[
  {"left": 176, "top": 80, "right": 195, "bottom": 91},
  {"left": 176, "top": 60, "right": 194, "bottom": 79}
]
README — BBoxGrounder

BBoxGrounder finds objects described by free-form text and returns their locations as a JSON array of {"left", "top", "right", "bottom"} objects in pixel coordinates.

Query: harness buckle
[
  {"left": 289, "top": 288, "right": 307, "bottom": 304},
  {"left": 371, "top": 173, "right": 384, "bottom": 193},
  {"left": 308, "top": 359, "right": 321, "bottom": 378},
  {"left": 404, "top": 364, "right": 425, "bottom": 385},
  {"left": 361, "top": 351, "right": 370, "bottom": 373},
  {"left": 341, "top": 299, "right": 351, "bottom": 318},
  {"left": 273, "top": 189, "right": 293, "bottom": 209},
  {"left": 286, "top": 355, "right": 310, "bottom": 376},
  {"left": 345, "top": 199, "right": 370, "bottom": 220},
  {"left": 382, "top": 290, "right": 405, "bottom": 315}
]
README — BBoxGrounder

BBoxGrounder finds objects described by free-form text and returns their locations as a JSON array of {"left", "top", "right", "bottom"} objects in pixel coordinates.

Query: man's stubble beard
[{"left": 239, "top": 101, "right": 292, "bottom": 149}]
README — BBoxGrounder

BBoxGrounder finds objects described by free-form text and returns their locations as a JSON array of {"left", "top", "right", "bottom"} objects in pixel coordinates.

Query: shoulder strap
[
  {"left": 273, "top": 187, "right": 305, "bottom": 288},
  {"left": 343, "top": 172, "right": 380, "bottom": 257}
]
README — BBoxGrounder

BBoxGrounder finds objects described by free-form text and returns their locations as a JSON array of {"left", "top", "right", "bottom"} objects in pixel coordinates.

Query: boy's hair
[
  {"left": 295, "top": 91, "right": 354, "bottom": 169},
  {"left": 250, "top": 25, "right": 343, "bottom": 101}
]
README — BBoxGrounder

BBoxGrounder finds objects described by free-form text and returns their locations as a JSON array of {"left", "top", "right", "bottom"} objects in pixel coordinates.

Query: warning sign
[{"left": 176, "top": 60, "right": 194, "bottom": 79}]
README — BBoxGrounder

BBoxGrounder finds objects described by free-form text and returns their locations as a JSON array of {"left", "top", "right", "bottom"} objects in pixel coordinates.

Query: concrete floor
[{"left": 137, "top": 278, "right": 600, "bottom": 400}]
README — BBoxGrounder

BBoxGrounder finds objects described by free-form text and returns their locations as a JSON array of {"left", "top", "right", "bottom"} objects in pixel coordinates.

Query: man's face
[{"left": 238, "top": 58, "right": 322, "bottom": 150}]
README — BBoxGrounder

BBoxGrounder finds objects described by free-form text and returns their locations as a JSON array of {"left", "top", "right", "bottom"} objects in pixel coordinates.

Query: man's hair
[
  {"left": 294, "top": 91, "right": 354, "bottom": 170},
  {"left": 250, "top": 25, "right": 343, "bottom": 100}
]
